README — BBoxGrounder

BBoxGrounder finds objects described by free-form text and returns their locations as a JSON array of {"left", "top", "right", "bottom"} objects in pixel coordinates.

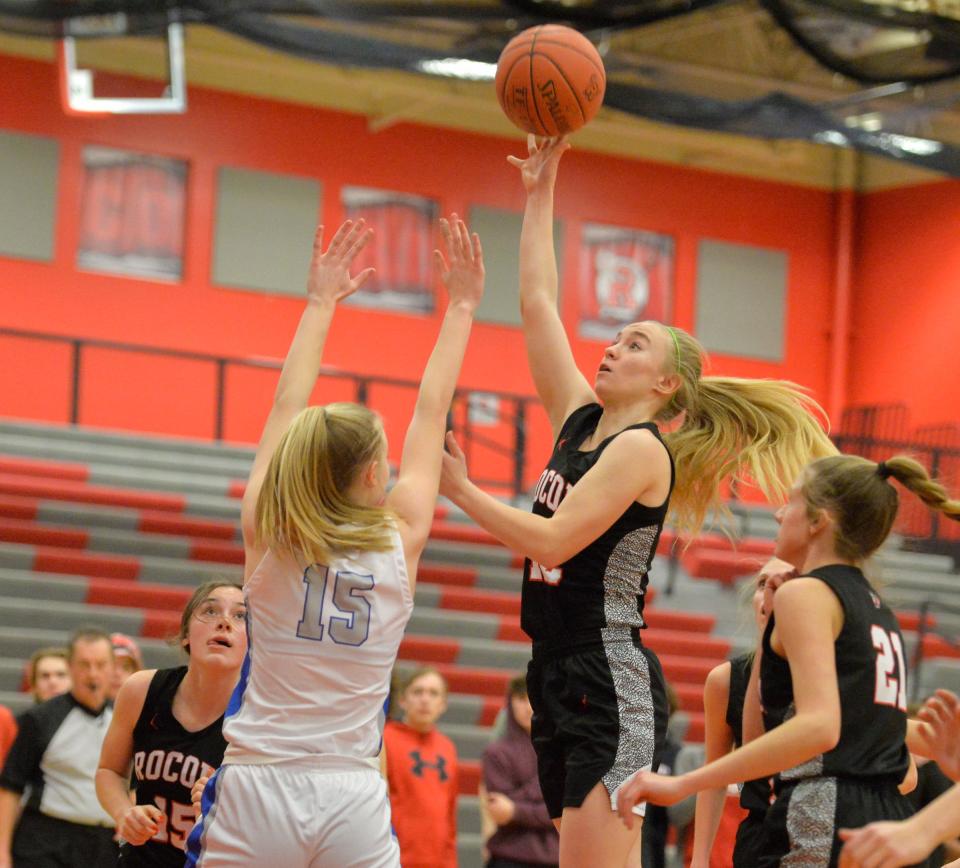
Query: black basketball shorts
[
  {"left": 758, "top": 777, "right": 935, "bottom": 867},
  {"left": 733, "top": 808, "right": 768, "bottom": 868},
  {"left": 526, "top": 628, "right": 668, "bottom": 820}
]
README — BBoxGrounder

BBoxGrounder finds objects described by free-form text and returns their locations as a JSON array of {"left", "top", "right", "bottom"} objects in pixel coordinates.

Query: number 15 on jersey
[{"left": 296, "top": 565, "right": 374, "bottom": 647}]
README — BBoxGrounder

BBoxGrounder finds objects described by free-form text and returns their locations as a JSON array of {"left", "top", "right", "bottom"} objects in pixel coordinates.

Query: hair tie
[
  {"left": 667, "top": 326, "right": 681, "bottom": 369},
  {"left": 877, "top": 461, "right": 893, "bottom": 480}
]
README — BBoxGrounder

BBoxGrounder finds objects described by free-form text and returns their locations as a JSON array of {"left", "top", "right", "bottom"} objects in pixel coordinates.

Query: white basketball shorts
[{"left": 185, "top": 762, "right": 400, "bottom": 868}]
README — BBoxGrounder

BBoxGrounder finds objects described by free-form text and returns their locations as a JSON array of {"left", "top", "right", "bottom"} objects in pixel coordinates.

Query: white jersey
[{"left": 222, "top": 527, "right": 413, "bottom": 766}]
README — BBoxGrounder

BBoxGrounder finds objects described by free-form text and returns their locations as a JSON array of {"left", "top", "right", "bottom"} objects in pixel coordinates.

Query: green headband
[{"left": 667, "top": 326, "right": 681, "bottom": 369}]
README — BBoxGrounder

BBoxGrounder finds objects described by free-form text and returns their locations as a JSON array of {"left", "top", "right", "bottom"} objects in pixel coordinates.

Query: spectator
[
  {"left": 384, "top": 667, "right": 459, "bottom": 868},
  {"left": 482, "top": 675, "right": 558, "bottom": 868},
  {"left": 0, "top": 627, "right": 117, "bottom": 868},
  {"left": 26, "top": 648, "right": 70, "bottom": 704},
  {"left": 0, "top": 645, "right": 67, "bottom": 772},
  {"left": 108, "top": 633, "right": 142, "bottom": 701}
]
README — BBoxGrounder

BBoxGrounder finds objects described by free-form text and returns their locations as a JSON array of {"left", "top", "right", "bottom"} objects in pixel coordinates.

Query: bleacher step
[{"left": 0, "top": 419, "right": 257, "bottom": 461}]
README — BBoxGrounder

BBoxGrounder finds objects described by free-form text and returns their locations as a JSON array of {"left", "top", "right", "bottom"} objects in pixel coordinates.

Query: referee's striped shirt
[{"left": 0, "top": 692, "right": 114, "bottom": 826}]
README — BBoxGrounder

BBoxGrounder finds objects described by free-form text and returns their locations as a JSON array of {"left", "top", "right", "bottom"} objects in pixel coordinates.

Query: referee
[{"left": 0, "top": 627, "right": 118, "bottom": 868}]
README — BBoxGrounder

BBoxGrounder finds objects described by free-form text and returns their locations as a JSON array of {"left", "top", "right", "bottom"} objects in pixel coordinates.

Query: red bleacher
[
  {"left": 0, "top": 473, "right": 187, "bottom": 511},
  {"left": 0, "top": 456, "right": 92, "bottom": 482},
  {"left": 0, "top": 439, "right": 949, "bottom": 799},
  {"left": 681, "top": 548, "right": 765, "bottom": 586}
]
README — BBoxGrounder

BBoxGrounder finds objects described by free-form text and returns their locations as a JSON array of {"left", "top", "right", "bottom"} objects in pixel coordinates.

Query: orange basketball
[{"left": 495, "top": 24, "right": 606, "bottom": 136}]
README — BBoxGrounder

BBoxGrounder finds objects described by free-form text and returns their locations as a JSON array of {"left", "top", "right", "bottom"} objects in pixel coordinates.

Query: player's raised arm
[
  {"left": 240, "top": 220, "right": 374, "bottom": 578},
  {"left": 387, "top": 215, "right": 483, "bottom": 582},
  {"left": 509, "top": 135, "right": 595, "bottom": 436}
]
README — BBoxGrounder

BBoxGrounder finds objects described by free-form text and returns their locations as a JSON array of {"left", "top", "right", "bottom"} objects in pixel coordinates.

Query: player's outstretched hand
[
  {"left": 440, "top": 432, "right": 469, "bottom": 503},
  {"left": 117, "top": 804, "right": 165, "bottom": 846},
  {"left": 838, "top": 819, "right": 933, "bottom": 868},
  {"left": 507, "top": 134, "right": 570, "bottom": 194},
  {"left": 306, "top": 219, "right": 375, "bottom": 305},
  {"left": 914, "top": 689, "right": 960, "bottom": 780},
  {"left": 434, "top": 214, "right": 483, "bottom": 312},
  {"left": 615, "top": 770, "right": 691, "bottom": 830},
  {"left": 191, "top": 775, "right": 210, "bottom": 820}
]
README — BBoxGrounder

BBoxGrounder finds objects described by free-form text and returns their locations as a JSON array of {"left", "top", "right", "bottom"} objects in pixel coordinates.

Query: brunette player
[
  {"left": 617, "top": 455, "right": 960, "bottom": 867},
  {"left": 96, "top": 582, "right": 246, "bottom": 867}
]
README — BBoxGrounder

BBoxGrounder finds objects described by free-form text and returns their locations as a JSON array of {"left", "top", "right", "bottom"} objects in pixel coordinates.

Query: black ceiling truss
[{"left": 2, "top": 0, "right": 959, "bottom": 175}]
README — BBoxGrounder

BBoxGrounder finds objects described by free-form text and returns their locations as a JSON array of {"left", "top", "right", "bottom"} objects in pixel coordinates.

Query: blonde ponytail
[
  {"left": 255, "top": 403, "right": 394, "bottom": 565},
  {"left": 665, "top": 377, "right": 836, "bottom": 536},
  {"left": 659, "top": 327, "right": 836, "bottom": 537}
]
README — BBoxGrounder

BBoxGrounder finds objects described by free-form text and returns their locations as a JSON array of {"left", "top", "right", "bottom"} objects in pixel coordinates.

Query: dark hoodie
[{"left": 481, "top": 695, "right": 559, "bottom": 866}]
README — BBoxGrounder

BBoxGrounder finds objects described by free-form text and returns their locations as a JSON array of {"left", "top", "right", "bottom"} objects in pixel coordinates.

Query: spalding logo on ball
[{"left": 496, "top": 24, "right": 607, "bottom": 136}]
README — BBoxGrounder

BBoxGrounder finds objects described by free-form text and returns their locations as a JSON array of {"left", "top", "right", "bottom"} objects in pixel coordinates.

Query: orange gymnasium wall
[
  {"left": 0, "top": 54, "right": 838, "bottom": 487},
  {"left": 848, "top": 180, "right": 960, "bottom": 432}
]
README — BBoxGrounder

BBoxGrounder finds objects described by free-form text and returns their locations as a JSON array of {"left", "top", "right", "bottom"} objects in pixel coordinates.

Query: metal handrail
[
  {"left": 912, "top": 597, "right": 960, "bottom": 703},
  {"left": 834, "top": 431, "right": 960, "bottom": 558},
  {"left": 0, "top": 326, "right": 536, "bottom": 497}
]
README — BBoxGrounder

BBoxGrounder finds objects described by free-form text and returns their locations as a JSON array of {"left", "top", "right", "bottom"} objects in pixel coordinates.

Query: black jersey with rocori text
[
  {"left": 521, "top": 403, "right": 674, "bottom": 644},
  {"left": 121, "top": 666, "right": 225, "bottom": 867},
  {"left": 760, "top": 564, "right": 910, "bottom": 784}
]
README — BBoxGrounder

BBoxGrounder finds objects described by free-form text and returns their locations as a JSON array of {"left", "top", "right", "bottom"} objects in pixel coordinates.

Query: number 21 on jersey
[
  {"left": 528, "top": 561, "right": 563, "bottom": 585},
  {"left": 296, "top": 565, "right": 374, "bottom": 646},
  {"left": 872, "top": 624, "right": 907, "bottom": 711}
]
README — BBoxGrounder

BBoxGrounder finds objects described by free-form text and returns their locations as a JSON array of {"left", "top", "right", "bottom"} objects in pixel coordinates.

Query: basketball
[{"left": 495, "top": 24, "right": 606, "bottom": 136}]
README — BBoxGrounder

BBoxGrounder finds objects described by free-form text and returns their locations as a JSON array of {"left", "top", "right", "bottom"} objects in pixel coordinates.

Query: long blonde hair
[
  {"left": 802, "top": 454, "right": 960, "bottom": 560},
  {"left": 255, "top": 403, "right": 394, "bottom": 564},
  {"left": 660, "top": 327, "right": 837, "bottom": 536}
]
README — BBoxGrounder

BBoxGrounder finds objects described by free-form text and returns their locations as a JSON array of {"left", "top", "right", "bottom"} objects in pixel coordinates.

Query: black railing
[
  {"left": 0, "top": 327, "right": 537, "bottom": 498},
  {"left": 912, "top": 598, "right": 960, "bottom": 703},
  {"left": 835, "top": 418, "right": 960, "bottom": 562}
]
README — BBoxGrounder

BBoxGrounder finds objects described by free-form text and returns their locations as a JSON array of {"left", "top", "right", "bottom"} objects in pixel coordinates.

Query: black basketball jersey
[
  {"left": 121, "top": 667, "right": 226, "bottom": 868},
  {"left": 521, "top": 403, "right": 674, "bottom": 644},
  {"left": 760, "top": 565, "right": 909, "bottom": 784},
  {"left": 726, "top": 653, "right": 773, "bottom": 812}
]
